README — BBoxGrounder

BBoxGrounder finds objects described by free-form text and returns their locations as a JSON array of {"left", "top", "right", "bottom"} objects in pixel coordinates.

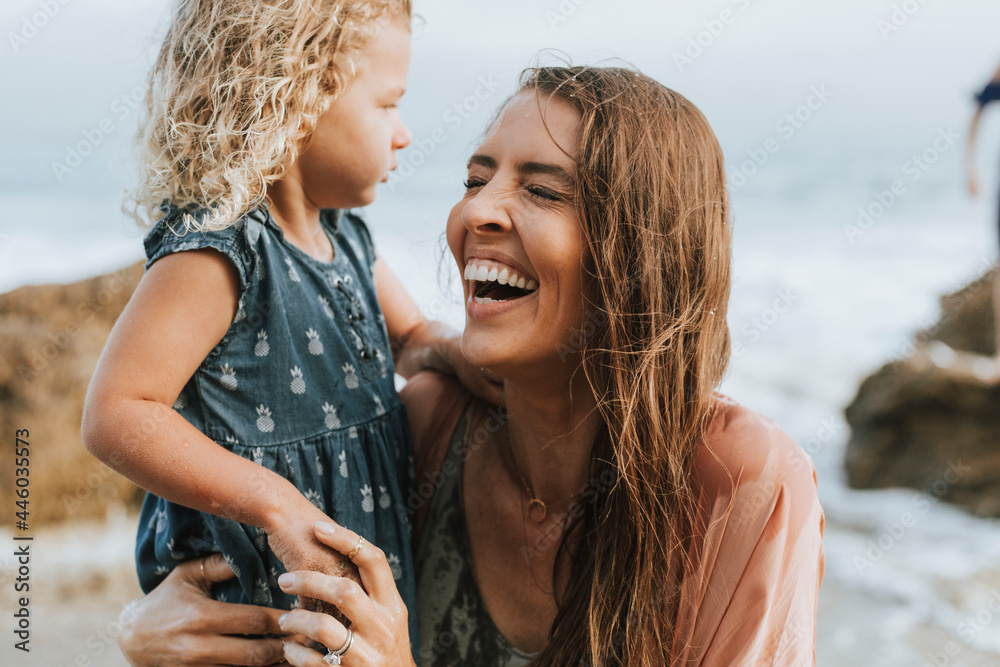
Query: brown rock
[
  {"left": 0, "top": 263, "right": 146, "bottom": 527},
  {"left": 844, "top": 267, "right": 1000, "bottom": 517}
]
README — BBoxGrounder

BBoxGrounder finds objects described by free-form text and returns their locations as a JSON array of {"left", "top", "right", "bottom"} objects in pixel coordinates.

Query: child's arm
[
  {"left": 374, "top": 256, "right": 504, "bottom": 405},
  {"left": 82, "top": 250, "right": 347, "bottom": 580}
]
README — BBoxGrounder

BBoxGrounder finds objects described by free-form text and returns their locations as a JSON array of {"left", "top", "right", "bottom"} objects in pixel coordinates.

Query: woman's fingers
[
  {"left": 311, "top": 522, "right": 398, "bottom": 605},
  {"left": 197, "top": 599, "right": 286, "bottom": 636},
  {"left": 199, "top": 552, "right": 236, "bottom": 584},
  {"left": 278, "top": 570, "right": 377, "bottom": 631},
  {"left": 283, "top": 639, "right": 340, "bottom": 667},
  {"left": 278, "top": 609, "right": 349, "bottom": 655},
  {"left": 193, "top": 634, "right": 286, "bottom": 666}
]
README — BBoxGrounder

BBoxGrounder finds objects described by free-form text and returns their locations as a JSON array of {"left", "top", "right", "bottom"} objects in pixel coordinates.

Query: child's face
[{"left": 297, "top": 16, "right": 412, "bottom": 208}]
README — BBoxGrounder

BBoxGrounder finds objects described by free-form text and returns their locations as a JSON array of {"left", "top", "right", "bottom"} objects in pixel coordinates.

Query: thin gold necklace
[{"left": 505, "top": 423, "right": 579, "bottom": 522}]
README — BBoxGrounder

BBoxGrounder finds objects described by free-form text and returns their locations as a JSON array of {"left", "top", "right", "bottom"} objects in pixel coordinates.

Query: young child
[{"left": 81, "top": 0, "right": 495, "bottom": 646}]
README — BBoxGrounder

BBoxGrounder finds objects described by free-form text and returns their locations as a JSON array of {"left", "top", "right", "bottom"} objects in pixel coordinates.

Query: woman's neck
[{"left": 499, "top": 368, "right": 603, "bottom": 509}]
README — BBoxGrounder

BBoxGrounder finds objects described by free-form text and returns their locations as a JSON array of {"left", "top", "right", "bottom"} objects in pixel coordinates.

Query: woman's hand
[
  {"left": 118, "top": 553, "right": 287, "bottom": 666},
  {"left": 278, "top": 521, "right": 415, "bottom": 667}
]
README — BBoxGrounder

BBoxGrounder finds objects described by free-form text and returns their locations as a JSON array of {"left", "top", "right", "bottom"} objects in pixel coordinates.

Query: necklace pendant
[{"left": 527, "top": 498, "right": 547, "bottom": 522}]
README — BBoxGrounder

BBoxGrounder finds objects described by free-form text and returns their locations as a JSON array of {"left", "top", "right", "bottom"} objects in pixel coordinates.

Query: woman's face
[{"left": 446, "top": 91, "right": 592, "bottom": 376}]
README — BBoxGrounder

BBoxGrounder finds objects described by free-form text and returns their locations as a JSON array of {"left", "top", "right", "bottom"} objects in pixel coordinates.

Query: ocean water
[{"left": 3, "top": 0, "right": 1000, "bottom": 664}]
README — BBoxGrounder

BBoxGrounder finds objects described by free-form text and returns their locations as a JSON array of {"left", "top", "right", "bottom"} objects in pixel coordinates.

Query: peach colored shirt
[{"left": 402, "top": 372, "right": 825, "bottom": 666}]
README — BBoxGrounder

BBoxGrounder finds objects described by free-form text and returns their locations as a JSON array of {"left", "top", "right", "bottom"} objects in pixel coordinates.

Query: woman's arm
[
  {"left": 119, "top": 554, "right": 287, "bottom": 666},
  {"left": 82, "top": 250, "right": 343, "bottom": 577},
  {"left": 374, "top": 257, "right": 503, "bottom": 405}
]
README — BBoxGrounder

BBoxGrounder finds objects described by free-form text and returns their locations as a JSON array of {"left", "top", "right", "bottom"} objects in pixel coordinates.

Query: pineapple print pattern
[
  {"left": 172, "top": 392, "right": 188, "bottom": 410},
  {"left": 388, "top": 553, "right": 403, "bottom": 580},
  {"left": 255, "top": 330, "right": 270, "bottom": 357},
  {"left": 378, "top": 485, "right": 392, "bottom": 509},
  {"left": 373, "top": 394, "right": 386, "bottom": 416},
  {"left": 306, "top": 328, "right": 324, "bottom": 355},
  {"left": 323, "top": 403, "right": 341, "bottom": 429},
  {"left": 286, "top": 258, "right": 301, "bottom": 282},
  {"left": 256, "top": 405, "right": 274, "bottom": 432},
  {"left": 349, "top": 328, "right": 364, "bottom": 351},
  {"left": 290, "top": 367, "right": 306, "bottom": 394},
  {"left": 343, "top": 363, "right": 359, "bottom": 389},
  {"left": 361, "top": 485, "right": 375, "bottom": 513},
  {"left": 319, "top": 295, "right": 334, "bottom": 318},
  {"left": 304, "top": 489, "right": 322, "bottom": 508},
  {"left": 339, "top": 451, "right": 348, "bottom": 478},
  {"left": 220, "top": 364, "right": 238, "bottom": 391}
]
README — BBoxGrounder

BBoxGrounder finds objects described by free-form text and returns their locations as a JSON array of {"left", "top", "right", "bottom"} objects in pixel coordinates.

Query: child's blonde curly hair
[{"left": 128, "top": 0, "right": 411, "bottom": 230}]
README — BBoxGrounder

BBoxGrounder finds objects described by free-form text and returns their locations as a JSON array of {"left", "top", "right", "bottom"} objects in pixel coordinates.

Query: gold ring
[
  {"left": 200, "top": 560, "right": 207, "bottom": 581},
  {"left": 347, "top": 536, "right": 365, "bottom": 560}
]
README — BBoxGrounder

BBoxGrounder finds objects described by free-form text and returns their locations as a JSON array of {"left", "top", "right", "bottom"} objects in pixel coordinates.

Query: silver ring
[{"left": 323, "top": 628, "right": 354, "bottom": 665}]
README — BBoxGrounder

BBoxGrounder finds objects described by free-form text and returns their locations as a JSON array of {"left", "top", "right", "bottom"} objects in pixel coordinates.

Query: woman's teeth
[{"left": 463, "top": 261, "right": 538, "bottom": 292}]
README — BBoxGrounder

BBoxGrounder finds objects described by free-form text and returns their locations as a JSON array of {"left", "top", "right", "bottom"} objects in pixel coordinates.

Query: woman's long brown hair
[{"left": 520, "top": 66, "right": 733, "bottom": 666}]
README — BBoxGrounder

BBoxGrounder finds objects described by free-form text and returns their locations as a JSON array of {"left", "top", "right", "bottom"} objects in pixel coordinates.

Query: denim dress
[{"left": 134, "top": 203, "right": 418, "bottom": 654}]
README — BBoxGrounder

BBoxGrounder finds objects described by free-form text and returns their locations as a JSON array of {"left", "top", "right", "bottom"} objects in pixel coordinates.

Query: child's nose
[{"left": 394, "top": 121, "right": 412, "bottom": 151}]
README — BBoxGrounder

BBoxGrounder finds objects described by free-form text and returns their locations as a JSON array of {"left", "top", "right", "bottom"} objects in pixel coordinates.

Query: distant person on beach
[
  {"left": 82, "top": 0, "right": 499, "bottom": 660},
  {"left": 117, "top": 65, "right": 825, "bottom": 667},
  {"left": 966, "top": 61, "right": 1000, "bottom": 366}
]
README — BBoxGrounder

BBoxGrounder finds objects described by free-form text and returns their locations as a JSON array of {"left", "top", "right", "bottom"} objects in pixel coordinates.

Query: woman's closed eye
[
  {"left": 463, "top": 177, "right": 564, "bottom": 204},
  {"left": 525, "top": 185, "right": 561, "bottom": 202}
]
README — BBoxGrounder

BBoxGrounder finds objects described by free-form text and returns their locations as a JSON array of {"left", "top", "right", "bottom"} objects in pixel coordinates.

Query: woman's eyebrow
[
  {"left": 517, "top": 161, "right": 575, "bottom": 187},
  {"left": 467, "top": 155, "right": 574, "bottom": 187},
  {"left": 467, "top": 154, "right": 496, "bottom": 170}
]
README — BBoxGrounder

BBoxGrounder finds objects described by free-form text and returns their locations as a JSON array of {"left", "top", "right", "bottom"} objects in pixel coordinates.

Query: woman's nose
[{"left": 462, "top": 183, "right": 512, "bottom": 234}]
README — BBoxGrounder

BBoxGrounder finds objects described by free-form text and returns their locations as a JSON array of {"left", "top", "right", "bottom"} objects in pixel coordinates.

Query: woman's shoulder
[
  {"left": 692, "top": 394, "right": 821, "bottom": 528},
  {"left": 399, "top": 371, "right": 472, "bottom": 453}
]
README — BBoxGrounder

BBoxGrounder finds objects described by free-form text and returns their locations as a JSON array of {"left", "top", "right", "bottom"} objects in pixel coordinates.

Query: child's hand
[
  {"left": 266, "top": 505, "right": 362, "bottom": 623},
  {"left": 442, "top": 334, "right": 505, "bottom": 407}
]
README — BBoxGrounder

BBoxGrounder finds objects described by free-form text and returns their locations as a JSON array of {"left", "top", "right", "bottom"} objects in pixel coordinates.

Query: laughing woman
[{"left": 119, "top": 66, "right": 825, "bottom": 666}]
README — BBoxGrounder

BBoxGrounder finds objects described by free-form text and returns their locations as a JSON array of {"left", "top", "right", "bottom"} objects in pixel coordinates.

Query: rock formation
[
  {"left": 844, "top": 268, "right": 1000, "bottom": 517},
  {"left": 0, "top": 263, "right": 146, "bottom": 527}
]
